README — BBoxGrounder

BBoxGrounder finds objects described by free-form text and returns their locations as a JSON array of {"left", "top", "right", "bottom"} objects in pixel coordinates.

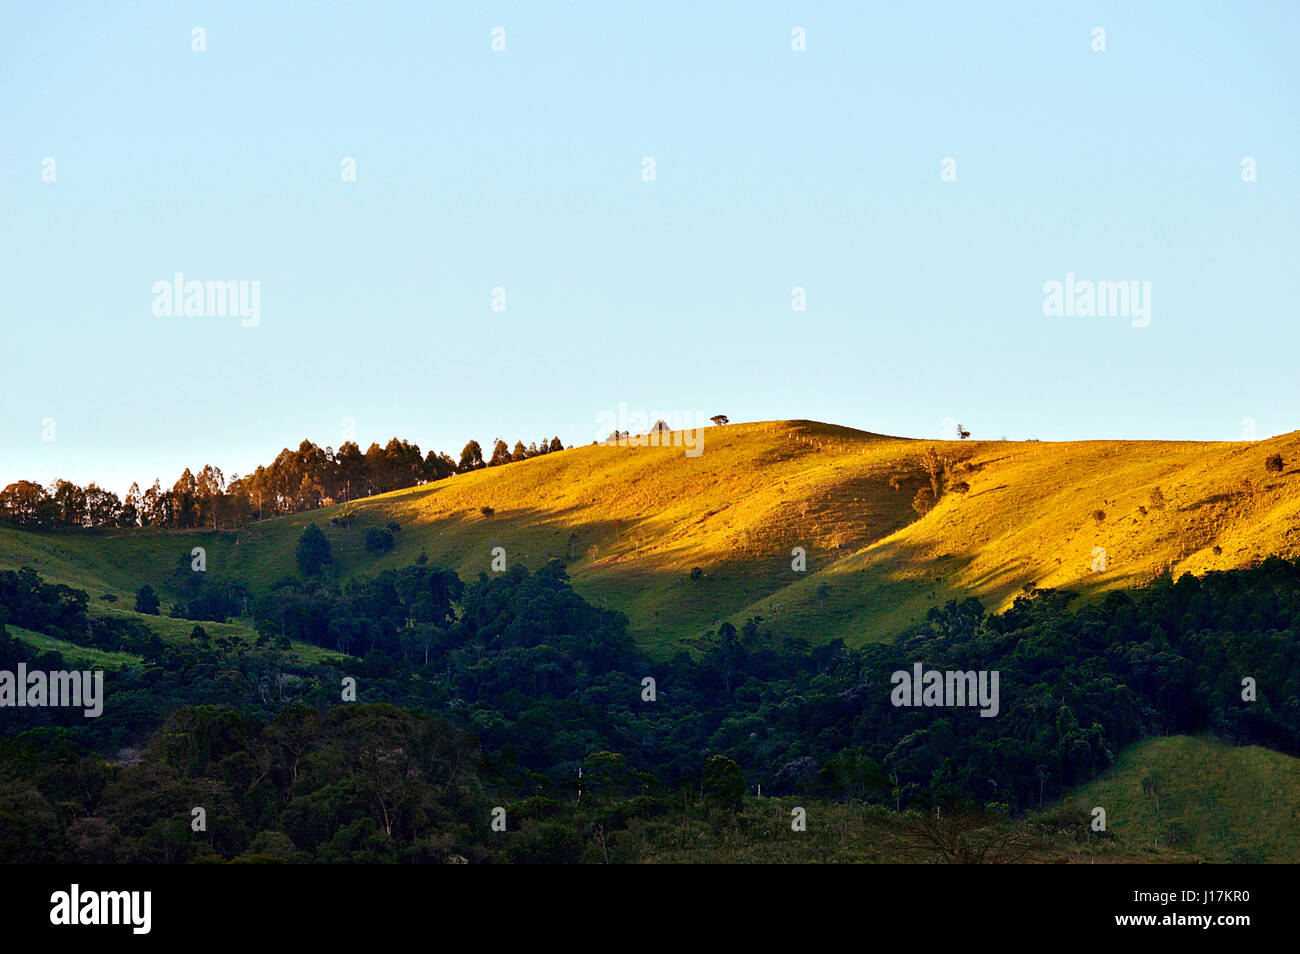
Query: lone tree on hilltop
[{"left": 710, "top": 415, "right": 729, "bottom": 426}]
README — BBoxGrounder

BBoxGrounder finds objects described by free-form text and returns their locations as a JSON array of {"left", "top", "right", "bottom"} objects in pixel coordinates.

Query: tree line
[{"left": 0, "top": 435, "right": 567, "bottom": 531}]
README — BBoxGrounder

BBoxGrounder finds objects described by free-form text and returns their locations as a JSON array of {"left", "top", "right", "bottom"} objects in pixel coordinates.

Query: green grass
[
  {"left": 1052, "top": 734, "right": 1300, "bottom": 863},
  {"left": 7, "top": 626, "right": 141, "bottom": 670},
  {"left": 4, "top": 420, "right": 1300, "bottom": 656}
]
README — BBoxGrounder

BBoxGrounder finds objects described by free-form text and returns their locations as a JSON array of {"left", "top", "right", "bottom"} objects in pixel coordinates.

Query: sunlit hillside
[{"left": 3, "top": 420, "right": 1299, "bottom": 654}]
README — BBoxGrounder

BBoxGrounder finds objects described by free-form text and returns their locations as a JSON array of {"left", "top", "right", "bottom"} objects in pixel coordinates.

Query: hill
[
  {"left": 1051, "top": 735, "right": 1300, "bottom": 863},
  {"left": 3, "top": 420, "right": 1300, "bottom": 654}
]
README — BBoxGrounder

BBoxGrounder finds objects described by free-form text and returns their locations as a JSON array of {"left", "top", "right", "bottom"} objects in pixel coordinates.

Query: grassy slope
[
  {"left": 3, "top": 420, "right": 1300, "bottom": 655},
  {"left": 1053, "top": 735, "right": 1300, "bottom": 863},
  {"left": 8, "top": 626, "right": 142, "bottom": 670}
]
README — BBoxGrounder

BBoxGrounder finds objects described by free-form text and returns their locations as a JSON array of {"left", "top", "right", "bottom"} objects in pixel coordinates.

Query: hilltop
[{"left": 3, "top": 419, "right": 1300, "bottom": 654}]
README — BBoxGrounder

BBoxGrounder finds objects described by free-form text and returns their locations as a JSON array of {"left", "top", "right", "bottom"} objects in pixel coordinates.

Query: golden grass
[{"left": 4, "top": 420, "right": 1300, "bottom": 654}]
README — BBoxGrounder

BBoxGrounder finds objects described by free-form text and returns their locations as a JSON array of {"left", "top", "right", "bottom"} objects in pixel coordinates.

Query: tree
[
  {"left": 702, "top": 755, "right": 744, "bottom": 813},
  {"left": 423, "top": 451, "right": 456, "bottom": 482},
  {"left": 710, "top": 415, "right": 729, "bottom": 426},
  {"left": 922, "top": 446, "right": 945, "bottom": 501},
  {"left": 958, "top": 424, "right": 971, "bottom": 440},
  {"left": 1141, "top": 773, "right": 1162, "bottom": 812},
  {"left": 0, "top": 481, "right": 51, "bottom": 527},
  {"left": 511, "top": 441, "right": 528, "bottom": 462},
  {"left": 488, "top": 440, "right": 512, "bottom": 467},
  {"left": 83, "top": 484, "right": 122, "bottom": 527},
  {"left": 548, "top": 436, "right": 563, "bottom": 453},
  {"left": 335, "top": 442, "right": 366, "bottom": 500},
  {"left": 820, "top": 748, "right": 890, "bottom": 803},
  {"left": 866, "top": 804, "right": 1043, "bottom": 864},
  {"left": 457, "top": 441, "right": 485, "bottom": 473},
  {"left": 135, "top": 584, "right": 160, "bottom": 615},
  {"left": 365, "top": 528, "right": 395, "bottom": 553},
  {"left": 296, "top": 524, "right": 332, "bottom": 576},
  {"left": 196, "top": 465, "right": 225, "bottom": 527},
  {"left": 120, "top": 482, "right": 141, "bottom": 527},
  {"left": 51, "top": 480, "right": 87, "bottom": 527}
]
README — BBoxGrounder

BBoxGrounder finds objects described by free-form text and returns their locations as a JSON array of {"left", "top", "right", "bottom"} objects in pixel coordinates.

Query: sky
[{"left": 2, "top": 1, "right": 1298, "bottom": 495}]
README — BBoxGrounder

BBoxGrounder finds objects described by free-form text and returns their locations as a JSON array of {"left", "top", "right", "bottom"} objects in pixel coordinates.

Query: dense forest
[
  {"left": 2, "top": 548, "right": 1298, "bottom": 862},
  {"left": 0, "top": 434, "right": 567, "bottom": 530}
]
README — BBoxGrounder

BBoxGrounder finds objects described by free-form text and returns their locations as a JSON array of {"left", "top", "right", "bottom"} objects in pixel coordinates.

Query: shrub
[
  {"left": 296, "top": 524, "right": 332, "bottom": 576},
  {"left": 1092, "top": 509, "right": 1106, "bottom": 523},
  {"left": 364, "top": 528, "right": 394, "bottom": 554},
  {"left": 1265, "top": 454, "right": 1284, "bottom": 473},
  {"left": 480, "top": 506, "right": 495, "bottom": 517},
  {"left": 134, "top": 584, "right": 160, "bottom": 615},
  {"left": 690, "top": 567, "right": 703, "bottom": 581},
  {"left": 912, "top": 486, "right": 936, "bottom": 516},
  {"left": 702, "top": 755, "right": 744, "bottom": 813},
  {"left": 1165, "top": 822, "right": 1193, "bottom": 848}
]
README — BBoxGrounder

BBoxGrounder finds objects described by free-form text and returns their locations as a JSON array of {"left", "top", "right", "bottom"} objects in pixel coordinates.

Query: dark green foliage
[
  {"left": 295, "top": 524, "right": 332, "bottom": 576},
  {"left": 703, "top": 755, "right": 745, "bottom": 812},
  {"left": 134, "top": 584, "right": 160, "bottom": 615},
  {"left": 6, "top": 557, "right": 1300, "bottom": 862},
  {"left": 458, "top": 441, "right": 485, "bottom": 473},
  {"left": 364, "top": 528, "right": 394, "bottom": 554}
]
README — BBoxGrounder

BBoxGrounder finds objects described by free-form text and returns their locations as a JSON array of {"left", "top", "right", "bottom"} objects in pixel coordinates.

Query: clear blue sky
[{"left": 3, "top": 1, "right": 1298, "bottom": 495}]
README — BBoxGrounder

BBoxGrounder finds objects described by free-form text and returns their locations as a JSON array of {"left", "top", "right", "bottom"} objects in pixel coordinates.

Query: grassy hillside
[
  {"left": 1052, "top": 735, "right": 1300, "bottom": 863},
  {"left": 8, "top": 626, "right": 142, "bottom": 670},
  {"left": 4, "top": 420, "right": 1300, "bottom": 654}
]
